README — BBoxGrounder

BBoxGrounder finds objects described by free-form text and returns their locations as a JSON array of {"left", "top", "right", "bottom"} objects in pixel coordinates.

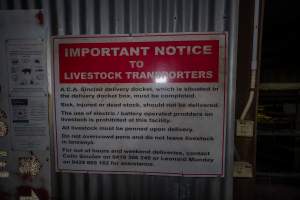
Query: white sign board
[
  {"left": 52, "top": 33, "right": 227, "bottom": 177},
  {"left": 6, "top": 39, "right": 49, "bottom": 151}
]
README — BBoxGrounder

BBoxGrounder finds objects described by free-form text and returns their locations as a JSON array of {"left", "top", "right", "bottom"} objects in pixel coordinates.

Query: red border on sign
[{"left": 52, "top": 33, "right": 227, "bottom": 177}]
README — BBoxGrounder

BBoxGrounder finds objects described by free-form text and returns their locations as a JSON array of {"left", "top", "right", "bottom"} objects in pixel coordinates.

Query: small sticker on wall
[
  {"left": 0, "top": 121, "right": 8, "bottom": 137},
  {"left": 0, "top": 109, "right": 7, "bottom": 120},
  {"left": 0, "top": 160, "right": 7, "bottom": 168},
  {"left": 18, "top": 155, "right": 41, "bottom": 176},
  {"left": 0, "top": 171, "right": 9, "bottom": 178},
  {"left": 0, "top": 150, "right": 8, "bottom": 157}
]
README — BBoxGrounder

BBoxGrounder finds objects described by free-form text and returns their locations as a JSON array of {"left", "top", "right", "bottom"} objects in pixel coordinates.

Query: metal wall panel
[
  {"left": 0, "top": 8, "right": 50, "bottom": 200},
  {"left": 0, "top": 0, "right": 239, "bottom": 199}
]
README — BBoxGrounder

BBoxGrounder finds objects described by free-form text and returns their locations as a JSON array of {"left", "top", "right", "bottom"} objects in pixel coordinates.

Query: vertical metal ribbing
[
  {"left": 54, "top": 0, "right": 69, "bottom": 199},
  {"left": 213, "top": 0, "right": 226, "bottom": 31},
  {"left": 142, "top": 0, "right": 154, "bottom": 195},
  {"left": 84, "top": 1, "right": 98, "bottom": 199},
  {"left": 63, "top": 0, "right": 70, "bottom": 34},
  {"left": 133, "top": 175, "right": 144, "bottom": 200},
  {"left": 142, "top": 0, "right": 153, "bottom": 33},
  {"left": 137, "top": 0, "right": 143, "bottom": 33},
  {"left": 179, "top": 178, "right": 193, "bottom": 200},
  {"left": 59, "top": 151, "right": 71, "bottom": 200},
  {"left": 194, "top": 179, "right": 205, "bottom": 199},
  {"left": 19, "top": 0, "right": 27, "bottom": 9},
  {"left": 115, "top": 0, "right": 125, "bottom": 33},
  {"left": 97, "top": 176, "right": 104, "bottom": 200},
  {"left": 79, "top": 0, "right": 86, "bottom": 34},
  {"left": 173, "top": 0, "right": 178, "bottom": 32},
  {"left": 83, "top": 175, "right": 90, "bottom": 200},
  {"left": 108, "top": 0, "right": 115, "bottom": 33},
  {"left": 42, "top": 0, "right": 56, "bottom": 199},
  {"left": 152, "top": 0, "right": 161, "bottom": 33},
  {"left": 191, "top": 0, "right": 198, "bottom": 32},
  {"left": 100, "top": 0, "right": 109, "bottom": 34},
  {"left": 149, "top": 0, "right": 155, "bottom": 33},
  {"left": 6, "top": 0, "right": 13, "bottom": 9},
  {"left": 128, "top": 0, "right": 138, "bottom": 33},
  {"left": 98, "top": 1, "right": 113, "bottom": 199},
  {"left": 208, "top": 0, "right": 225, "bottom": 197},
  {"left": 123, "top": 0, "right": 129, "bottom": 34},
  {"left": 87, "top": 173, "right": 98, "bottom": 200},
  {"left": 224, "top": 0, "right": 239, "bottom": 199},
  {"left": 93, "top": 0, "right": 100, "bottom": 34},
  {"left": 102, "top": 173, "right": 113, "bottom": 200},
  {"left": 27, "top": 0, "right": 36, "bottom": 9},
  {"left": 71, "top": 0, "right": 80, "bottom": 34},
  {"left": 163, "top": 1, "right": 180, "bottom": 199},
  {"left": 139, "top": 0, "right": 145, "bottom": 33},
  {"left": 207, "top": 0, "right": 216, "bottom": 31},
  {"left": 70, "top": 1, "right": 85, "bottom": 200},
  {"left": 163, "top": 0, "right": 170, "bottom": 32},
  {"left": 149, "top": 176, "right": 158, "bottom": 200},
  {"left": 13, "top": 0, "right": 21, "bottom": 8},
  {"left": 160, "top": 0, "right": 167, "bottom": 32},
  {"left": 166, "top": 0, "right": 176, "bottom": 32},
  {"left": 183, "top": 0, "right": 193, "bottom": 32},
  {"left": 0, "top": 1, "right": 7, "bottom": 9},
  {"left": 209, "top": 178, "right": 221, "bottom": 200},
  {"left": 48, "top": 0, "right": 57, "bottom": 35},
  {"left": 148, "top": 0, "right": 176, "bottom": 184},
  {"left": 199, "top": 0, "right": 209, "bottom": 32},
  {"left": 171, "top": 177, "right": 181, "bottom": 200},
  {"left": 136, "top": 0, "right": 142, "bottom": 33},
  {"left": 136, "top": 2, "right": 147, "bottom": 198},
  {"left": 134, "top": 0, "right": 140, "bottom": 33},
  {"left": 118, "top": 175, "right": 130, "bottom": 200},
  {"left": 182, "top": 0, "right": 188, "bottom": 32},
  {"left": 36, "top": 0, "right": 43, "bottom": 9},
  {"left": 171, "top": 0, "right": 178, "bottom": 32},
  {"left": 152, "top": 176, "right": 161, "bottom": 200},
  {"left": 56, "top": 0, "right": 66, "bottom": 35},
  {"left": 115, "top": 0, "right": 129, "bottom": 198},
  {"left": 175, "top": 0, "right": 183, "bottom": 32}
]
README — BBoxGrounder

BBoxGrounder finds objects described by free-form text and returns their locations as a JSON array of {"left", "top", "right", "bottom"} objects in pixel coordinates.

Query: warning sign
[{"left": 52, "top": 33, "right": 227, "bottom": 177}]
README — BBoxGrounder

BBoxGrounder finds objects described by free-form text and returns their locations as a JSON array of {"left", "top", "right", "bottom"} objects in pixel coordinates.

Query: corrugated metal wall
[{"left": 0, "top": 0, "right": 239, "bottom": 199}]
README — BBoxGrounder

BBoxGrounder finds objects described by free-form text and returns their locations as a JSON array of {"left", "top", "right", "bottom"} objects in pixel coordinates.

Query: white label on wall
[{"left": 6, "top": 39, "right": 46, "bottom": 94}]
